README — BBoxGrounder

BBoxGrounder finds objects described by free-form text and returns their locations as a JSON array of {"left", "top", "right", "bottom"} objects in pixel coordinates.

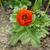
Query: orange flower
[{"left": 16, "top": 9, "right": 32, "bottom": 26}]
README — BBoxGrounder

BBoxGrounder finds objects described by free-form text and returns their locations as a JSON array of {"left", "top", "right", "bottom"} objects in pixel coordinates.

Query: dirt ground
[{"left": 0, "top": 7, "right": 50, "bottom": 50}]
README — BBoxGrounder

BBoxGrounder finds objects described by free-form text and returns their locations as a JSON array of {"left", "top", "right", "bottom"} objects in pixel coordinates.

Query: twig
[{"left": 45, "top": 0, "right": 50, "bottom": 13}]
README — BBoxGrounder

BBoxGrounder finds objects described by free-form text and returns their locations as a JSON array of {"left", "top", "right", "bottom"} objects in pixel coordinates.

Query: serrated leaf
[
  {"left": 32, "top": 13, "right": 50, "bottom": 28},
  {"left": 25, "top": 27, "right": 41, "bottom": 47},
  {"left": 21, "top": 0, "right": 31, "bottom": 6},
  {"left": 10, "top": 6, "right": 19, "bottom": 22},
  {"left": 13, "top": 6, "right": 19, "bottom": 13},
  {"left": 30, "top": 31, "right": 41, "bottom": 47},
  {"left": 20, "top": 32, "right": 30, "bottom": 44},
  {"left": 10, "top": 33, "right": 17, "bottom": 46},
  {"left": 40, "top": 28, "right": 49, "bottom": 38},
  {"left": 10, "top": 27, "right": 26, "bottom": 46},
  {"left": 11, "top": 23, "right": 21, "bottom": 33},
  {"left": 10, "top": 14, "right": 16, "bottom": 22},
  {"left": 31, "top": 38, "right": 40, "bottom": 48}
]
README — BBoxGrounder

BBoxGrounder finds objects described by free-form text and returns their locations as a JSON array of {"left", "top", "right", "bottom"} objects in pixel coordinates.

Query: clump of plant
[{"left": 10, "top": 0, "right": 50, "bottom": 47}]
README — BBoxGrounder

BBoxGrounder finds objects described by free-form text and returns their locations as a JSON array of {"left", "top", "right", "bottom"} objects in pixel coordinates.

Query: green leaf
[
  {"left": 10, "top": 33, "right": 18, "bottom": 46},
  {"left": 32, "top": 14, "right": 36, "bottom": 23},
  {"left": 21, "top": 5, "right": 27, "bottom": 9},
  {"left": 10, "top": 27, "right": 26, "bottom": 46},
  {"left": 21, "top": 0, "right": 31, "bottom": 6},
  {"left": 32, "top": 0, "right": 42, "bottom": 12},
  {"left": 11, "top": 23, "right": 21, "bottom": 33},
  {"left": 8, "top": 0, "right": 20, "bottom": 8},
  {"left": 40, "top": 13, "right": 50, "bottom": 27},
  {"left": 10, "top": 14, "right": 16, "bottom": 22},
  {"left": 25, "top": 27, "right": 41, "bottom": 47},
  {"left": 13, "top": 6, "right": 19, "bottom": 13},
  {"left": 32, "top": 12, "right": 50, "bottom": 27},
  {"left": 10, "top": 6, "right": 19, "bottom": 22},
  {"left": 31, "top": 38, "right": 40, "bottom": 48},
  {"left": 40, "top": 28, "right": 49, "bottom": 38},
  {"left": 20, "top": 32, "right": 30, "bottom": 44}
]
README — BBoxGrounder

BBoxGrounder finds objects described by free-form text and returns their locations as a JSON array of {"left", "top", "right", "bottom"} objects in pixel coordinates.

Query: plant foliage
[
  {"left": 32, "top": 0, "right": 42, "bottom": 12},
  {"left": 10, "top": 0, "right": 50, "bottom": 47},
  {"left": 0, "top": 0, "right": 31, "bottom": 8}
]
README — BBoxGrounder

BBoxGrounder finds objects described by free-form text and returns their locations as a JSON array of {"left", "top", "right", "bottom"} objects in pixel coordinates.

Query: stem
[
  {"left": 0, "top": 0, "right": 2, "bottom": 6},
  {"left": 45, "top": 0, "right": 50, "bottom": 13}
]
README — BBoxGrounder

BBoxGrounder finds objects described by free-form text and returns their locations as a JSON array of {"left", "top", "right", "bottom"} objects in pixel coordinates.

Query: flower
[{"left": 16, "top": 9, "right": 32, "bottom": 26}]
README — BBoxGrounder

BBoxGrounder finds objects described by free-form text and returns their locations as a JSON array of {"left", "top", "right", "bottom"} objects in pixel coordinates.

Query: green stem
[{"left": 45, "top": 0, "right": 50, "bottom": 13}]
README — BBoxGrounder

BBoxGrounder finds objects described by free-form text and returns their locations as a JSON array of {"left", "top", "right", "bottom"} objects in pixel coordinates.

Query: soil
[{"left": 0, "top": 7, "right": 50, "bottom": 50}]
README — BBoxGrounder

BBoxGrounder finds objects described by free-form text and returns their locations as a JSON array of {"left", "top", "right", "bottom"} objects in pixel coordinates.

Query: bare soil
[{"left": 0, "top": 7, "right": 50, "bottom": 50}]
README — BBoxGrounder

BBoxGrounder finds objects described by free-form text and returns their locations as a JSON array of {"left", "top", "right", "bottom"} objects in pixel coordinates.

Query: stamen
[{"left": 22, "top": 15, "right": 27, "bottom": 21}]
